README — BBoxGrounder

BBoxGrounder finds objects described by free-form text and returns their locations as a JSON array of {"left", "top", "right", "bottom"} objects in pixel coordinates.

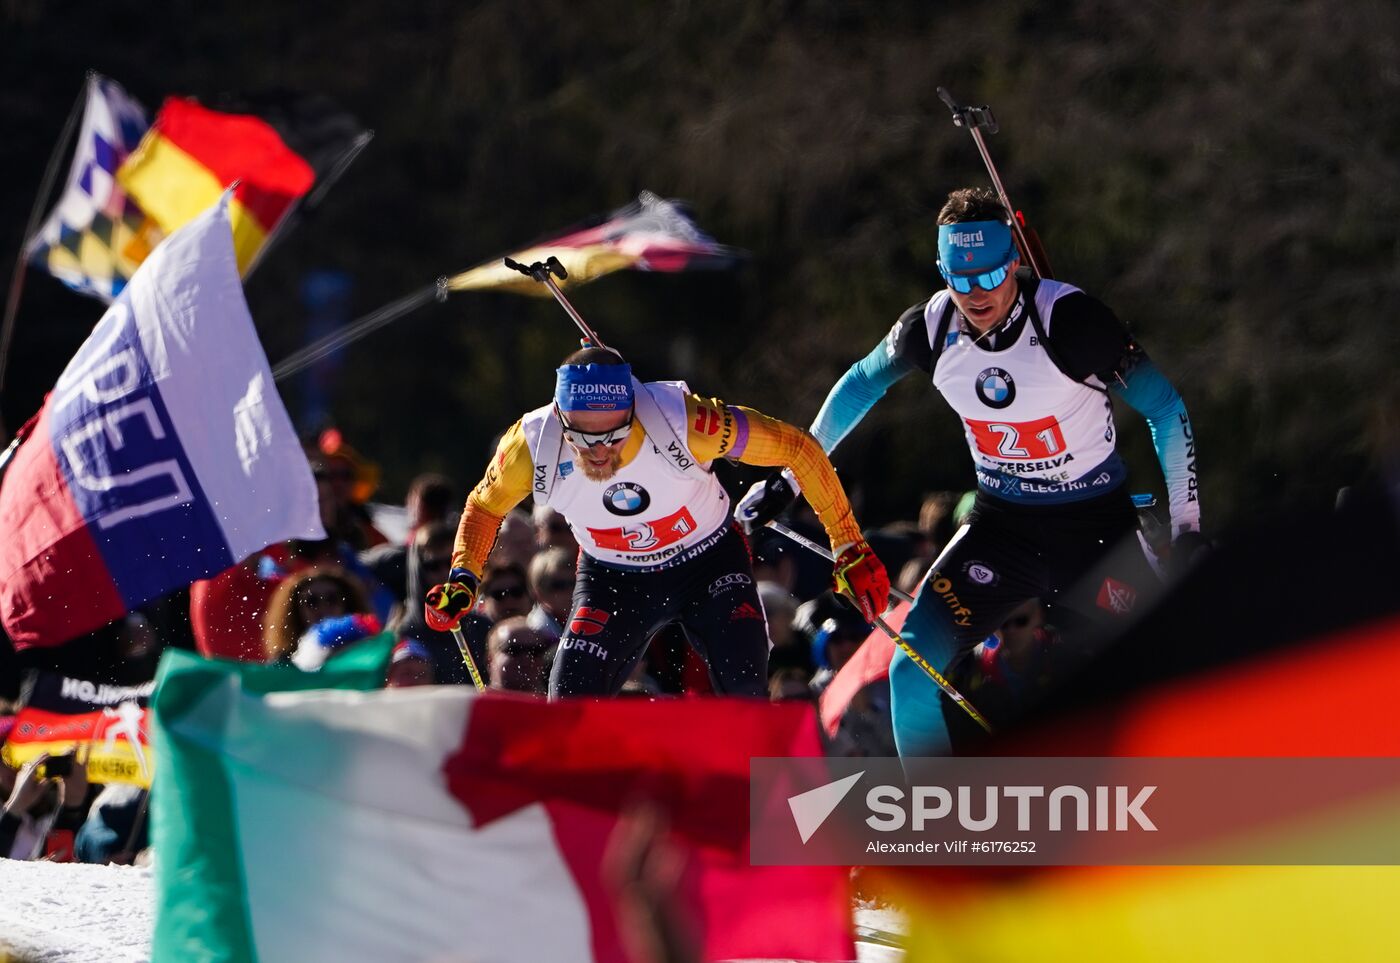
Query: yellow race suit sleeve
[
  {"left": 451, "top": 420, "right": 533, "bottom": 578},
  {"left": 684, "top": 393, "right": 862, "bottom": 551}
]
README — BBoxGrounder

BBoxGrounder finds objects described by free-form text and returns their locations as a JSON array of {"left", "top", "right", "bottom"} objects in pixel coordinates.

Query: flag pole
[
  {"left": 268, "top": 279, "right": 445, "bottom": 383},
  {"left": 245, "top": 129, "right": 375, "bottom": 280},
  {"left": 0, "top": 72, "right": 93, "bottom": 434},
  {"left": 0, "top": 434, "right": 21, "bottom": 475},
  {"left": 0, "top": 409, "right": 39, "bottom": 477},
  {"left": 303, "top": 129, "right": 375, "bottom": 210}
]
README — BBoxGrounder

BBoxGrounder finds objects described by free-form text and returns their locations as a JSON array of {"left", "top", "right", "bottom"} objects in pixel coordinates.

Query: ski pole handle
[
  {"left": 502, "top": 256, "right": 610, "bottom": 349},
  {"left": 937, "top": 86, "right": 998, "bottom": 133}
]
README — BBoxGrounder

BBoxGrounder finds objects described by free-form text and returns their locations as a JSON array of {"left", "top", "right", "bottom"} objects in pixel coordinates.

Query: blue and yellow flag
[{"left": 25, "top": 74, "right": 159, "bottom": 302}]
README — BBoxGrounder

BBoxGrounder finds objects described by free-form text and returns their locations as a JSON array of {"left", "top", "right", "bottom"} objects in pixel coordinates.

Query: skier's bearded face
[{"left": 560, "top": 408, "right": 633, "bottom": 481}]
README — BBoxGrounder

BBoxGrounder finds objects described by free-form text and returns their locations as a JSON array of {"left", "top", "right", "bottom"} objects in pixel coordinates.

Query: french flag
[{"left": 0, "top": 193, "right": 323, "bottom": 649}]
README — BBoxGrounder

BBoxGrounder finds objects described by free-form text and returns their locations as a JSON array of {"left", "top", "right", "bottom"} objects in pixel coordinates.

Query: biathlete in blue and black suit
[{"left": 738, "top": 186, "right": 1202, "bottom": 756}]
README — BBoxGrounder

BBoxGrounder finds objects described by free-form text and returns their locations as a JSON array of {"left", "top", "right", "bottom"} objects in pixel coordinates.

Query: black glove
[
  {"left": 734, "top": 470, "right": 800, "bottom": 534},
  {"left": 1168, "top": 529, "right": 1211, "bottom": 579}
]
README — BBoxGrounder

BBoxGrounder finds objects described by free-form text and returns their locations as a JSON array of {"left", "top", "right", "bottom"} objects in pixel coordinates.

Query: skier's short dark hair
[
  {"left": 561, "top": 346, "right": 625, "bottom": 366},
  {"left": 937, "top": 187, "right": 1011, "bottom": 226}
]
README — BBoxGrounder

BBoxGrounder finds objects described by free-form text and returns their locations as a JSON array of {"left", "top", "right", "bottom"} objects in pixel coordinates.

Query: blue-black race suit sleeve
[
  {"left": 808, "top": 301, "right": 928, "bottom": 453},
  {"left": 1050, "top": 292, "right": 1201, "bottom": 535}
]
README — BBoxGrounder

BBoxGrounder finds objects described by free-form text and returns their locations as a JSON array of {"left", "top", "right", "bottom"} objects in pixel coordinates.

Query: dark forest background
[{"left": 3, "top": 0, "right": 1398, "bottom": 530}]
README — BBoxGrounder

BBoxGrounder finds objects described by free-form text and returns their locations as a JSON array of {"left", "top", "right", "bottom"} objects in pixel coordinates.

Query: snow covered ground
[
  {"left": 0, "top": 858, "right": 904, "bottom": 962},
  {"left": 0, "top": 859, "right": 152, "bottom": 963}
]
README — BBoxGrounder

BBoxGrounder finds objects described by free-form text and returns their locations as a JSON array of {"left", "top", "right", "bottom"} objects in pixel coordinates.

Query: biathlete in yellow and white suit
[{"left": 424, "top": 346, "right": 890, "bottom": 697}]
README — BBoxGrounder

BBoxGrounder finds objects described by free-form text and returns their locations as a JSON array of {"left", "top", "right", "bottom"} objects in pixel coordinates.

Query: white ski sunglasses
[{"left": 556, "top": 408, "right": 634, "bottom": 448}]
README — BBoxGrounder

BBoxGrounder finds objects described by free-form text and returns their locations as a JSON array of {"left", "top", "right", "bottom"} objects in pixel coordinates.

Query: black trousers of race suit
[
  {"left": 549, "top": 524, "right": 770, "bottom": 698},
  {"left": 891, "top": 486, "right": 1160, "bottom": 756}
]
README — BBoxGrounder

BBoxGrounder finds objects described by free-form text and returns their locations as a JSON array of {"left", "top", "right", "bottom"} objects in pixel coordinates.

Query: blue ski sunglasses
[{"left": 936, "top": 253, "right": 1018, "bottom": 294}]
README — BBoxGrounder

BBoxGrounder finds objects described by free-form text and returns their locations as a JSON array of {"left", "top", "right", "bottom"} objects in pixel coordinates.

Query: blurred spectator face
[
  {"left": 387, "top": 657, "right": 434, "bottom": 687},
  {"left": 752, "top": 552, "right": 797, "bottom": 594},
  {"left": 918, "top": 491, "right": 959, "bottom": 546},
  {"left": 265, "top": 566, "right": 372, "bottom": 664},
  {"left": 405, "top": 473, "right": 456, "bottom": 533},
  {"left": 824, "top": 623, "right": 867, "bottom": 673},
  {"left": 757, "top": 582, "right": 798, "bottom": 649},
  {"left": 538, "top": 573, "right": 574, "bottom": 620},
  {"left": 386, "top": 641, "right": 436, "bottom": 688},
  {"left": 317, "top": 428, "right": 379, "bottom": 505},
  {"left": 320, "top": 456, "right": 357, "bottom": 509},
  {"left": 488, "top": 618, "right": 551, "bottom": 692},
  {"left": 897, "top": 557, "right": 931, "bottom": 597},
  {"left": 296, "top": 577, "right": 351, "bottom": 629},
  {"left": 528, "top": 547, "right": 576, "bottom": 622},
  {"left": 997, "top": 598, "right": 1045, "bottom": 661},
  {"left": 490, "top": 511, "right": 537, "bottom": 569},
  {"left": 120, "top": 613, "right": 156, "bottom": 660},
  {"left": 769, "top": 670, "right": 813, "bottom": 701},
  {"left": 311, "top": 459, "right": 338, "bottom": 531},
  {"left": 481, "top": 567, "right": 531, "bottom": 622},
  {"left": 415, "top": 528, "right": 455, "bottom": 589},
  {"left": 533, "top": 506, "right": 578, "bottom": 552}
]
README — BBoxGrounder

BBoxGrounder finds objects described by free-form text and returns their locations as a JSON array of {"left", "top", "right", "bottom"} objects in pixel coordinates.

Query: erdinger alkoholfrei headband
[{"left": 554, "top": 362, "right": 634, "bottom": 412}]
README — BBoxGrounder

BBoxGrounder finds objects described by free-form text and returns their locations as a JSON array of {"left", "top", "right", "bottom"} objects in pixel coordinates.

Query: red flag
[
  {"left": 818, "top": 600, "right": 907, "bottom": 737},
  {"left": 447, "top": 695, "right": 855, "bottom": 961}
]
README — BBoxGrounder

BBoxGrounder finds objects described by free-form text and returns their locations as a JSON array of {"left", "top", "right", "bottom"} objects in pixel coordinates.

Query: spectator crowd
[{"left": 0, "top": 428, "right": 1074, "bottom": 867}]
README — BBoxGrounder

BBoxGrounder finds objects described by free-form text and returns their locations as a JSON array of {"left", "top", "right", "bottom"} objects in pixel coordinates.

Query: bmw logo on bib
[
  {"left": 975, "top": 367, "right": 1016, "bottom": 409},
  {"left": 603, "top": 482, "right": 651, "bottom": 516}
]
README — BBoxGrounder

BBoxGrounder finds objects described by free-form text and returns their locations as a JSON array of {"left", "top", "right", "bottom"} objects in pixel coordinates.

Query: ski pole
[
  {"left": 451, "top": 624, "right": 486, "bottom": 692},
  {"left": 503, "top": 256, "right": 611, "bottom": 350},
  {"left": 764, "top": 521, "right": 992, "bottom": 734},
  {"left": 488, "top": 256, "right": 606, "bottom": 690},
  {"left": 936, "top": 87, "right": 1050, "bottom": 280},
  {"left": 766, "top": 520, "right": 915, "bottom": 606},
  {"left": 876, "top": 616, "right": 993, "bottom": 733}
]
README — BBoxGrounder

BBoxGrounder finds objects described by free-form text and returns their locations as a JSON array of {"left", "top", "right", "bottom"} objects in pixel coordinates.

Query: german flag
[
  {"left": 446, "top": 191, "right": 740, "bottom": 296},
  {"left": 116, "top": 96, "right": 358, "bottom": 274},
  {"left": 886, "top": 612, "right": 1400, "bottom": 961}
]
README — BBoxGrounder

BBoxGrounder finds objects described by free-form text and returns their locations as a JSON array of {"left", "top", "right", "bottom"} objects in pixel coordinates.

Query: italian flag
[{"left": 151, "top": 649, "right": 853, "bottom": 962}]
